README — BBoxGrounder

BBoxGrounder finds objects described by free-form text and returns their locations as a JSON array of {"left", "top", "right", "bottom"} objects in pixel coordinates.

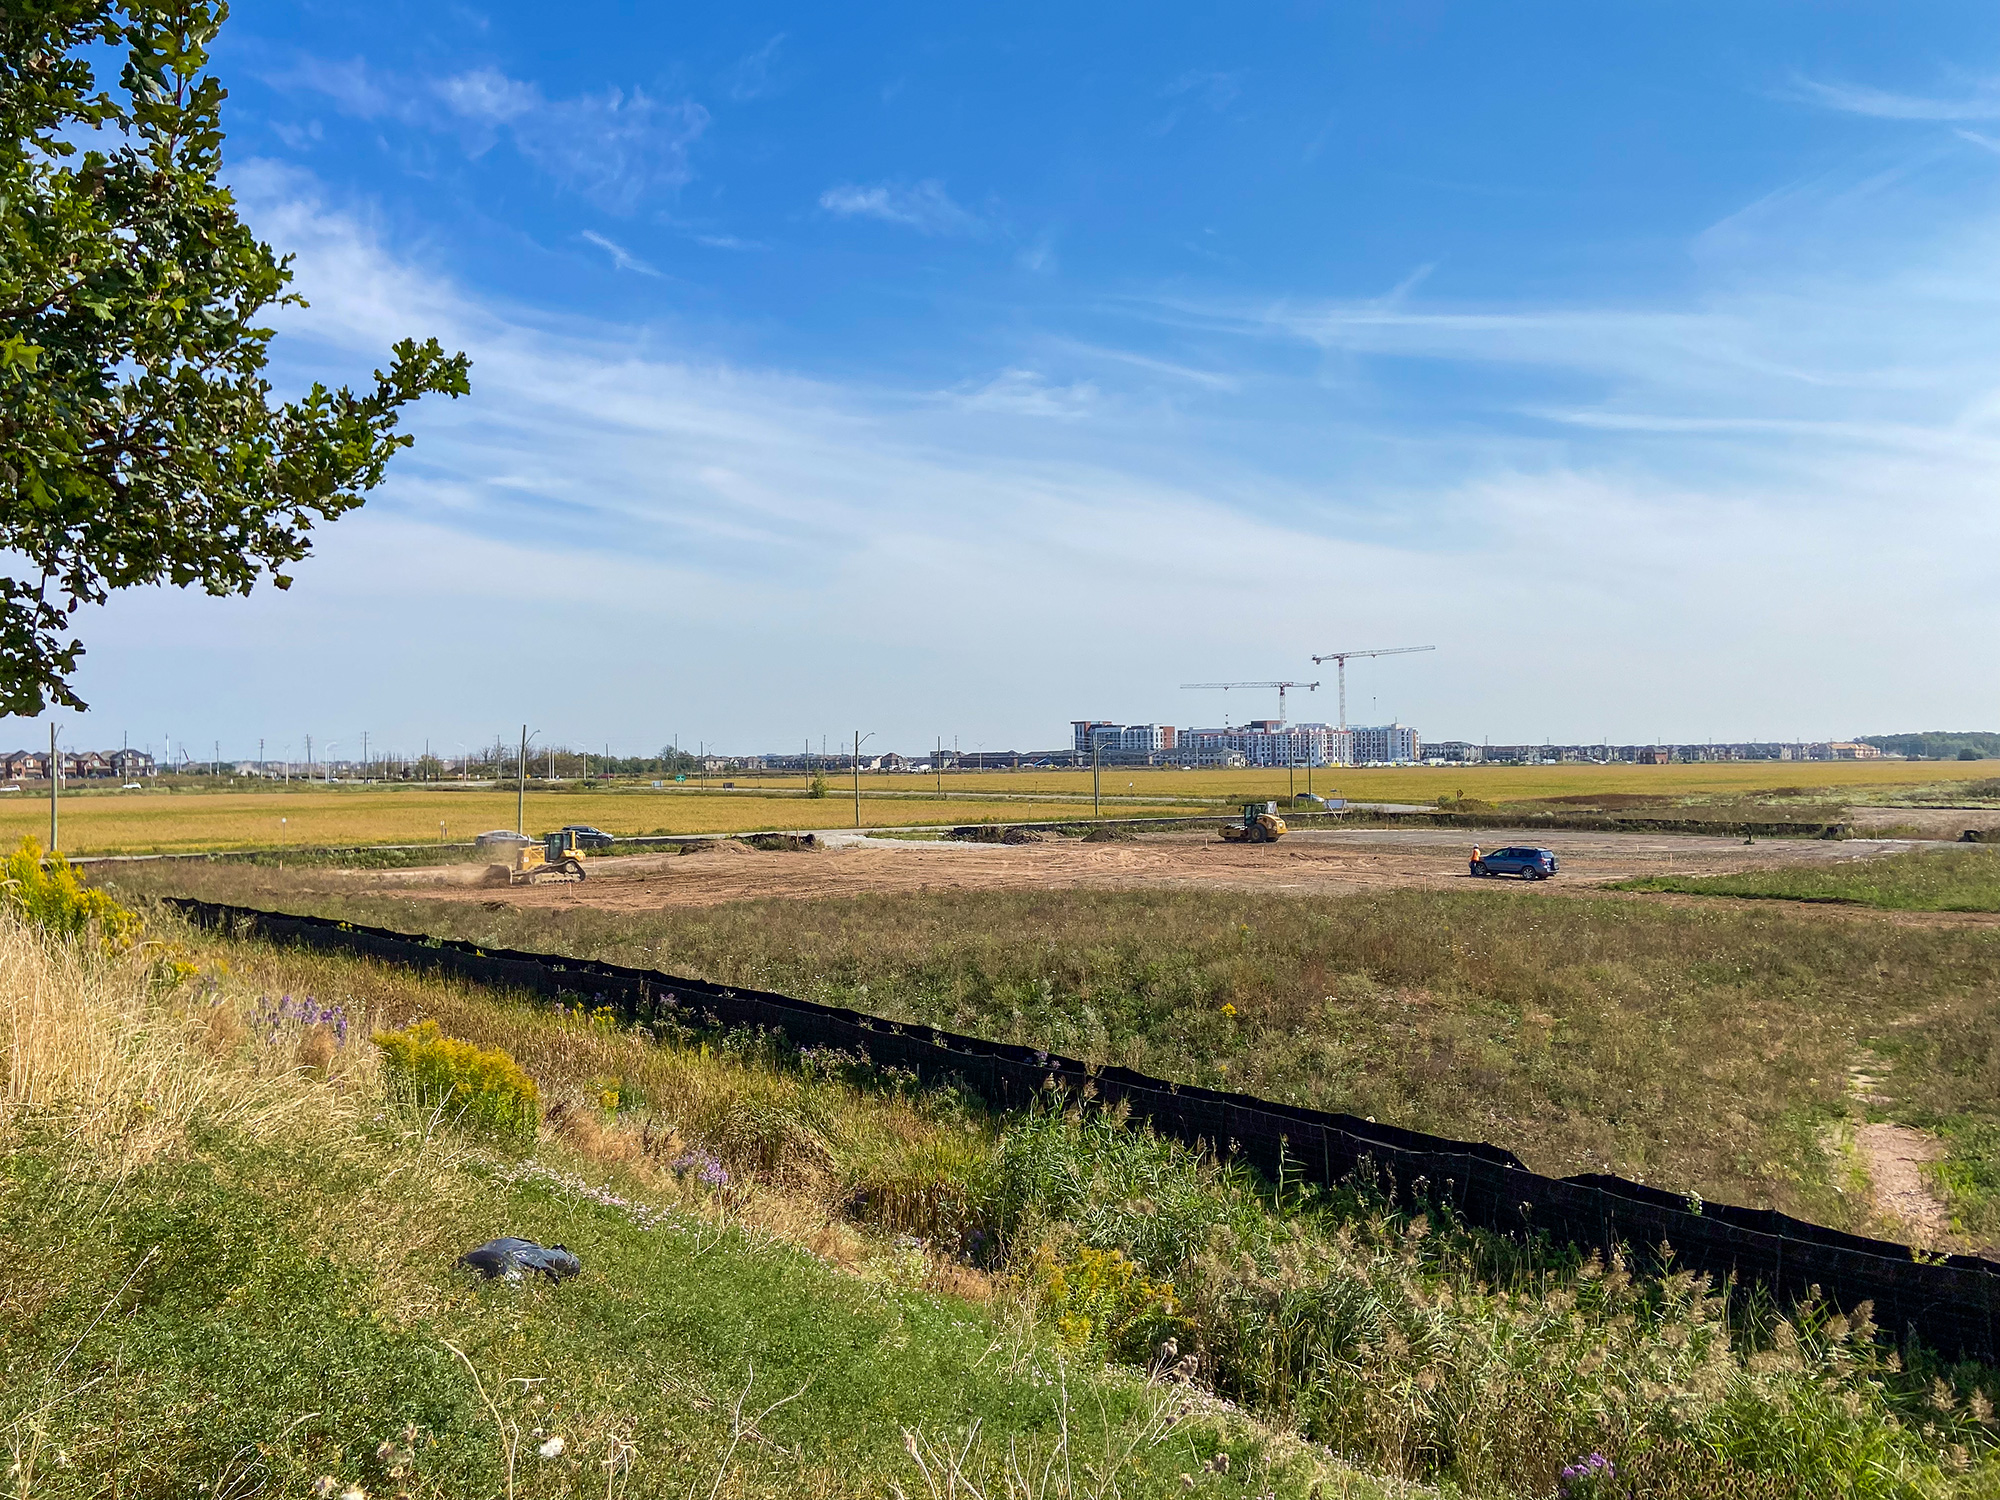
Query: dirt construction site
[{"left": 366, "top": 824, "right": 1944, "bottom": 913}]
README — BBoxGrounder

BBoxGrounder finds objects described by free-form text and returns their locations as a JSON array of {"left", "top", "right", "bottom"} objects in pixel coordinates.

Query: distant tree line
[{"left": 1860, "top": 731, "right": 2000, "bottom": 761}]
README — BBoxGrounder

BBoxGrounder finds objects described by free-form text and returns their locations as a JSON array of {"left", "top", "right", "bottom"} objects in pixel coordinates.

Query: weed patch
[
  {"left": 373, "top": 1019, "right": 540, "bottom": 1140},
  {"left": 1614, "top": 846, "right": 2000, "bottom": 911}
]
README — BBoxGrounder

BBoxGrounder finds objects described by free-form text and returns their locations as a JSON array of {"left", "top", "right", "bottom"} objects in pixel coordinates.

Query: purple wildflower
[
  {"left": 252, "top": 994, "right": 350, "bottom": 1048},
  {"left": 670, "top": 1151, "right": 729, "bottom": 1188},
  {"left": 1558, "top": 1453, "right": 1616, "bottom": 1498}
]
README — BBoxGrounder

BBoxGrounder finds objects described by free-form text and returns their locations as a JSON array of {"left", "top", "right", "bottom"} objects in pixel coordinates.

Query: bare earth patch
[
  {"left": 1854, "top": 1122, "right": 1951, "bottom": 1245},
  {"left": 361, "top": 827, "right": 1929, "bottom": 914}
]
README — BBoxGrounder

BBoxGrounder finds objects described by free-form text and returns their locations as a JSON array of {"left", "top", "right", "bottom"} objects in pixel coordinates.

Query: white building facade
[
  {"left": 1073, "top": 721, "right": 1176, "bottom": 755},
  {"left": 1351, "top": 723, "right": 1421, "bottom": 763},
  {"left": 1177, "top": 721, "right": 1351, "bottom": 767}
]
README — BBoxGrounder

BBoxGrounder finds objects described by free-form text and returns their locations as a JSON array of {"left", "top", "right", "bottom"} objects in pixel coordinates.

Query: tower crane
[
  {"left": 1179, "top": 680, "right": 1320, "bottom": 725},
  {"left": 1307, "top": 646, "right": 1435, "bottom": 729}
]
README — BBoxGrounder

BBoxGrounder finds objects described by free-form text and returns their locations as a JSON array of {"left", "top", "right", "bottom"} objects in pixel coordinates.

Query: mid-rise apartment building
[
  {"left": 1072, "top": 721, "right": 1176, "bottom": 756},
  {"left": 1350, "top": 723, "right": 1421, "bottom": 764},
  {"left": 1177, "top": 721, "right": 1351, "bottom": 767}
]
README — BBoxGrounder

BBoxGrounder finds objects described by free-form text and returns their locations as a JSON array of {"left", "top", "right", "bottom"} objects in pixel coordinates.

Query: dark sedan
[
  {"left": 559, "top": 824, "right": 617, "bottom": 850},
  {"left": 1472, "top": 846, "right": 1558, "bottom": 880}
]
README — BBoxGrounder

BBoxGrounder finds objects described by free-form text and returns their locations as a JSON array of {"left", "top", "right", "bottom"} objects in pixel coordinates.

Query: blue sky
[{"left": 46, "top": 2, "right": 2000, "bottom": 759}]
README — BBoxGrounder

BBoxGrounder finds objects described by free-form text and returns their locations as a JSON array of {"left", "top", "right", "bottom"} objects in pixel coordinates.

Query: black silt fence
[{"left": 164, "top": 897, "right": 2000, "bottom": 1363}]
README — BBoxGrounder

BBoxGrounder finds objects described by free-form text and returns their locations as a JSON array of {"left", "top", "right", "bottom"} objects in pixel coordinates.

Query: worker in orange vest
[{"left": 1469, "top": 845, "right": 1482, "bottom": 877}]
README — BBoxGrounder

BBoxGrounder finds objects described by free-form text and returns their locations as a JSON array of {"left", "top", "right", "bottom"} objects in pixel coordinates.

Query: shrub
[
  {"left": 1029, "top": 1242, "right": 1179, "bottom": 1357},
  {"left": 2, "top": 836, "right": 140, "bottom": 948},
  {"left": 994, "top": 1103, "right": 1270, "bottom": 1271},
  {"left": 371, "top": 1020, "right": 538, "bottom": 1139},
  {"left": 703, "top": 1093, "right": 836, "bottom": 1185},
  {"left": 846, "top": 1134, "right": 995, "bottom": 1253}
]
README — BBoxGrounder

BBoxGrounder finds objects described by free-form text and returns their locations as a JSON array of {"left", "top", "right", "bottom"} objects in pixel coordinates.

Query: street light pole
[
  {"left": 1092, "top": 738, "right": 1101, "bottom": 818},
  {"left": 48, "top": 722, "right": 57, "bottom": 853},
  {"left": 517, "top": 725, "right": 528, "bottom": 835}
]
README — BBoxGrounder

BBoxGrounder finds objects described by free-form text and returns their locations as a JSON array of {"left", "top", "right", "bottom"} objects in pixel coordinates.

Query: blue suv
[{"left": 1471, "top": 846, "right": 1558, "bottom": 880}]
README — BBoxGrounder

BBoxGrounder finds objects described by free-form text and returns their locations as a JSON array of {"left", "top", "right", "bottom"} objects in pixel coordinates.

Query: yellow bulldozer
[
  {"left": 1219, "top": 801, "right": 1287, "bottom": 844},
  {"left": 486, "top": 829, "right": 591, "bottom": 886}
]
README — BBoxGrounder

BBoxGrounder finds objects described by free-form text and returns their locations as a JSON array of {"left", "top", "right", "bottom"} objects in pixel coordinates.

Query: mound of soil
[{"left": 741, "top": 833, "right": 820, "bottom": 852}]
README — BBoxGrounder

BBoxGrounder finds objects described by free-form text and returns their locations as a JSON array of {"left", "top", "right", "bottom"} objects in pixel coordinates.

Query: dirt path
[
  {"left": 1836, "top": 1049, "right": 1957, "bottom": 1248},
  {"left": 1854, "top": 1124, "right": 1951, "bottom": 1243},
  {"left": 360, "top": 826, "right": 1932, "bottom": 914}
]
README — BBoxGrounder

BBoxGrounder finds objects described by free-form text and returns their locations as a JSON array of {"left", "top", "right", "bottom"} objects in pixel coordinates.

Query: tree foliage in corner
[{"left": 0, "top": 0, "right": 470, "bottom": 715}]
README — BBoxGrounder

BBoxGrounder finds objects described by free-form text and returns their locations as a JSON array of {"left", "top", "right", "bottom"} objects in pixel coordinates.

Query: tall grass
[
  {"left": 997, "top": 1107, "right": 2000, "bottom": 1498},
  {"left": 1, "top": 915, "right": 1341, "bottom": 1499},
  {"left": 10, "top": 904, "right": 1998, "bottom": 1496},
  {"left": 116, "top": 874, "right": 2000, "bottom": 1243},
  {"left": 1615, "top": 846, "right": 2000, "bottom": 912}
]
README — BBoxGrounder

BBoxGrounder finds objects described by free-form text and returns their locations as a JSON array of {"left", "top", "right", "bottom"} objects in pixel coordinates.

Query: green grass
[
  {"left": 1612, "top": 846, "right": 2000, "bottom": 912},
  {"left": 3, "top": 1125, "right": 1312, "bottom": 1499},
  {"left": 0, "top": 926, "right": 1340, "bottom": 1499}
]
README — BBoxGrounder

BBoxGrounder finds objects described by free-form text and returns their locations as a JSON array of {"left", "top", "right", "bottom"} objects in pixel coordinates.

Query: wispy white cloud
[
  {"left": 818, "top": 179, "right": 983, "bottom": 236},
  {"left": 1047, "top": 338, "right": 1238, "bottom": 392},
  {"left": 1162, "top": 69, "right": 1244, "bottom": 113},
  {"left": 722, "top": 34, "right": 788, "bottom": 102},
  {"left": 435, "top": 66, "right": 538, "bottom": 124},
  {"left": 1788, "top": 71, "right": 2000, "bottom": 121},
  {"left": 271, "top": 118, "right": 323, "bottom": 151},
  {"left": 1016, "top": 229, "right": 1058, "bottom": 274},
  {"left": 95, "top": 158, "right": 2000, "bottom": 751},
  {"left": 954, "top": 369, "right": 1099, "bottom": 420},
  {"left": 580, "top": 229, "right": 658, "bottom": 275},
  {"left": 270, "top": 55, "right": 405, "bottom": 119},
  {"left": 512, "top": 88, "right": 706, "bottom": 210},
  {"left": 273, "top": 55, "right": 708, "bottom": 210},
  {"left": 1155, "top": 68, "right": 1245, "bottom": 135}
]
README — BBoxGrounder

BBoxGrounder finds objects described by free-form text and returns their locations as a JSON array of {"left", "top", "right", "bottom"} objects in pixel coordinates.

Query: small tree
[{"left": 0, "top": 0, "right": 471, "bottom": 713}]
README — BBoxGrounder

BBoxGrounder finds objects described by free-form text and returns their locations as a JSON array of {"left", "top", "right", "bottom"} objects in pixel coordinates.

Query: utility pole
[
  {"left": 853, "top": 730, "right": 873, "bottom": 827},
  {"left": 362, "top": 731, "right": 369, "bottom": 780},
  {"left": 213, "top": 739, "right": 220, "bottom": 777},
  {"left": 48, "top": 722, "right": 58, "bottom": 853},
  {"left": 516, "top": 725, "right": 528, "bottom": 835},
  {"left": 1092, "top": 737, "right": 1101, "bottom": 817},
  {"left": 936, "top": 737, "right": 944, "bottom": 800},
  {"left": 305, "top": 734, "right": 312, "bottom": 780}
]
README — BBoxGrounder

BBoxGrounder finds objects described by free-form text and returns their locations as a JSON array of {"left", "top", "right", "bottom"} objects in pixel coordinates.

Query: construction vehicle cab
[
  {"left": 1219, "top": 801, "right": 1287, "bottom": 844},
  {"left": 485, "top": 828, "right": 591, "bottom": 886}
]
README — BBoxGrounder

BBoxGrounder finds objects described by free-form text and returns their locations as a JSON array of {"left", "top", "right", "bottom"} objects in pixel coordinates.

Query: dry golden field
[
  {"left": 727, "top": 757, "right": 1997, "bottom": 805},
  {"left": 13, "top": 785, "right": 1195, "bottom": 855},
  {"left": 10, "top": 757, "right": 1990, "bottom": 855}
]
